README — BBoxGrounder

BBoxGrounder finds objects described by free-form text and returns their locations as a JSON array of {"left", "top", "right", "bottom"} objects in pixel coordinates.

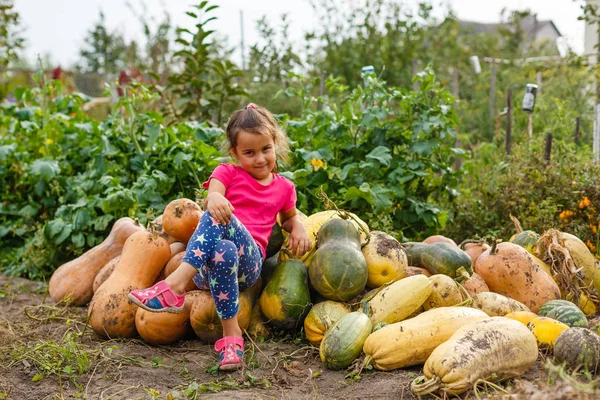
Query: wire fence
[{"left": 2, "top": 68, "right": 119, "bottom": 98}]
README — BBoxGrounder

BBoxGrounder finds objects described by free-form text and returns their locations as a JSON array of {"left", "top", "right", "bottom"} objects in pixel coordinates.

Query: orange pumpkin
[
  {"left": 162, "top": 198, "right": 203, "bottom": 243},
  {"left": 135, "top": 291, "right": 202, "bottom": 345},
  {"left": 92, "top": 256, "right": 120, "bottom": 294},
  {"left": 49, "top": 217, "right": 143, "bottom": 306},
  {"left": 189, "top": 278, "right": 262, "bottom": 343},
  {"left": 88, "top": 229, "right": 171, "bottom": 338},
  {"left": 460, "top": 241, "right": 490, "bottom": 265},
  {"left": 422, "top": 235, "right": 457, "bottom": 246},
  {"left": 158, "top": 252, "right": 198, "bottom": 292},
  {"left": 460, "top": 272, "right": 489, "bottom": 299},
  {"left": 475, "top": 241, "right": 560, "bottom": 313}
]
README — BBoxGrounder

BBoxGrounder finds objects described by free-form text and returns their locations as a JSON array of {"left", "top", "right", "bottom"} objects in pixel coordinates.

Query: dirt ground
[{"left": 0, "top": 275, "right": 598, "bottom": 400}]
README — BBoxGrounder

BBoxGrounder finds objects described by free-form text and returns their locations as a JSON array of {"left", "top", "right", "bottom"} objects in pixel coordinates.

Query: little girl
[{"left": 129, "top": 103, "right": 311, "bottom": 370}]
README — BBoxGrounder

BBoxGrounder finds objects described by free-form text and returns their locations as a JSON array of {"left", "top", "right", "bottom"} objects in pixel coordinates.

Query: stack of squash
[{"left": 47, "top": 201, "right": 600, "bottom": 393}]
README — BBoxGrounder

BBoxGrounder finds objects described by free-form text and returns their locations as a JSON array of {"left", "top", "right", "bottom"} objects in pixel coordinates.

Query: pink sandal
[
  {"left": 128, "top": 280, "right": 185, "bottom": 313},
  {"left": 215, "top": 336, "right": 244, "bottom": 371}
]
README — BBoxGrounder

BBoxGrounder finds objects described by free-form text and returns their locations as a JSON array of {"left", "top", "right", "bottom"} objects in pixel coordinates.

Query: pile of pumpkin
[{"left": 48, "top": 199, "right": 600, "bottom": 396}]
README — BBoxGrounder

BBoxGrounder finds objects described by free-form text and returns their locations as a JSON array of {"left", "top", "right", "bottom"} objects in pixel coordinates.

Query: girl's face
[{"left": 232, "top": 130, "right": 276, "bottom": 181}]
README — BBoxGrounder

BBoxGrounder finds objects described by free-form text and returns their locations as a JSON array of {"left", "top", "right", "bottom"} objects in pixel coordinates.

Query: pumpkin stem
[
  {"left": 411, "top": 375, "right": 442, "bottom": 396},
  {"left": 490, "top": 238, "right": 499, "bottom": 255},
  {"left": 459, "top": 237, "right": 488, "bottom": 250},
  {"left": 454, "top": 267, "right": 471, "bottom": 283},
  {"left": 509, "top": 214, "right": 524, "bottom": 234},
  {"left": 314, "top": 186, "right": 371, "bottom": 247},
  {"left": 280, "top": 247, "right": 294, "bottom": 260},
  {"left": 360, "top": 300, "right": 370, "bottom": 316}
]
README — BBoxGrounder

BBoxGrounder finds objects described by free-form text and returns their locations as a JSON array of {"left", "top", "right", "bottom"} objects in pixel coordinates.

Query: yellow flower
[
  {"left": 310, "top": 158, "right": 325, "bottom": 171},
  {"left": 591, "top": 224, "right": 598, "bottom": 234},
  {"left": 559, "top": 210, "right": 574, "bottom": 221},
  {"left": 578, "top": 196, "right": 591, "bottom": 209},
  {"left": 586, "top": 240, "right": 596, "bottom": 253}
]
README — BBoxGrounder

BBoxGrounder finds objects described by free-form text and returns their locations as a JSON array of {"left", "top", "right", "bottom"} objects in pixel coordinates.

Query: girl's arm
[
  {"left": 279, "top": 208, "right": 312, "bottom": 257},
  {"left": 203, "top": 178, "right": 235, "bottom": 225}
]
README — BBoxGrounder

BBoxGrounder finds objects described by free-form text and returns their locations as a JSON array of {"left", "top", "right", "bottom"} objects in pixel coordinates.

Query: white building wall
[{"left": 585, "top": 0, "right": 600, "bottom": 63}]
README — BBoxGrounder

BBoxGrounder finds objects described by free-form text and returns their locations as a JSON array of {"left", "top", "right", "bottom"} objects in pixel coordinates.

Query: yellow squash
[
  {"left": 304, "top": 301, "right": 350, "bottom": 346},
  {"left": 471, "top": 292, "right": 530, "bottom": 316},
  {"left": 363, "top": 307, "right": 488, "bottom": 370},
  {"left": 412, "top": 317, "right": 538, "bottom": 396},
  {"left": 504, "top": 311, "right": 539, "bottom": 326},
  {"left": 422, "top": 274, "right": 463, "bottom": 310},
  {"left": 527, "top": 317, "right": 569, "bottom": 349},
  {"left": 368, "top": 275, "right": 432, "bottom": 325},
  {"left": 361, "top": 231, "right": 407, "bottom": 288}
]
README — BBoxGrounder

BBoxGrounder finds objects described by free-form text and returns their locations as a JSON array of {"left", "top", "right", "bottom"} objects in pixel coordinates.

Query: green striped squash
[
  {"left": 309, "top": 219, "right": 368, "bottom": 301},
  {"left": 509, "top": 230, "right": 540, "bottom": 255},
  {"left": 319, "top": 302, "right": 372, "bottom": 370},
  {"left": 537, "top": 299, "right": 588, "bottom": 328}
]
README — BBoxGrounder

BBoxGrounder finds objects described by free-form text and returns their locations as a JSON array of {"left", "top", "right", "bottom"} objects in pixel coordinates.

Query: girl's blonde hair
[{"left": 226, "top": 103, "right": 290, "bottom": 171}]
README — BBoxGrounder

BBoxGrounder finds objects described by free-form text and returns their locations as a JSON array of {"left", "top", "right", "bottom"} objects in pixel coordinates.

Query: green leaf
[
  {"left": 32, "top": 373, "right": 44, "bottom": 382},
  {"left": 101, "top": 190, "right": 135, "bottom": 214},
  {"left": 29, "top": 160, "right": 61, "bottom": 181},
  {"left": 345, "top": 184, "right": 373, "bottom": 205},
  {"left": 144, "top": 123, "right": 161, "bottom": 149},
  {"left": 365, "top": 146, "right": 392, "bottom": 167},
  {"left": 100, "top": 136, "right": 119, "bottom": 157},
  {"left": 370, "top": 185, "right": 394, "bottom": 213},
  {"left": 410, "top": 139, "right": 437, "bottom": 156},
  {"left": 93, "top": 215, "right": 114, "bottom": 231},
  {"left": 0, "top": 144, "right": 17, "bottom": 160},
  {"left": 72, "top": 209, "right": 92, "bottom": 231},
  {"left": 44, "top": 219, "right": 73, "bottom": 245}
]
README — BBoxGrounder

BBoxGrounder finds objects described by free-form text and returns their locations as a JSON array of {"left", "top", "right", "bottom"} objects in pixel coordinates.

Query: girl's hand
[
  {"left": 287, "top": 225, "right": 312, "bottom": 257},
  {"left": 205, "top": 193, "right": 235, "bottom": 225}
]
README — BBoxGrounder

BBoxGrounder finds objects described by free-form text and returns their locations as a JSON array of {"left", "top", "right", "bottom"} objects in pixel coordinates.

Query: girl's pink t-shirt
[{"left": 202, "top": 164, "right": 296, "bottom": 258}]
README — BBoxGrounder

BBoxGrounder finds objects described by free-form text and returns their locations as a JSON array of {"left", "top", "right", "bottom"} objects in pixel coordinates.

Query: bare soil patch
[{"left": 0, "top": 275, "right": 597, "bottom": 399}]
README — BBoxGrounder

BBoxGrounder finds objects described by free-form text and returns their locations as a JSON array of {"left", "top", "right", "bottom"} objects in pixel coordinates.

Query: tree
[
  {"left": 166, "top": 1, "right": 247, "bottom": 124},
  {"left": 0, "top": 0, "right": 25, "bottom": 100},
  {"left": 78, "top": 11, "right": 134, "bottom": 74}
]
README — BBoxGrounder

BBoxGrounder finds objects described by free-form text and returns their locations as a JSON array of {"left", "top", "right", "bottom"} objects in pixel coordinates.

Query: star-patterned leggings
[{"left": 181, "top": 211, "right": 263, "bottom": 320}]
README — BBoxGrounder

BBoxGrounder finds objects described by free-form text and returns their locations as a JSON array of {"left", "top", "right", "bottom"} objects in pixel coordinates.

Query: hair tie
[{"left": 245, "top": 103, "right": 256, "bottom": 110}]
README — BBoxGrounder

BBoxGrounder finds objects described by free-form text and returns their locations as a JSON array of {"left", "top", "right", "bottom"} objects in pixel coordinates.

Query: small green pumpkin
[
  {"left": 309, "top": 219, "right": 368, "bottom": 301},
  {"left": 403, "top": 242, "right": 472, "bottom": 278},
  {"left": 319, "top": 302, "right": 372, "bottom": 370},
  {"left": 509, "top": 230, "right": 540, "bottom": 255},
  {"left": 554, "top": 327, "right": 600, "bottom": 373},
  {"left": 259, "top": 259, "right": 311, "bottom": 330}
]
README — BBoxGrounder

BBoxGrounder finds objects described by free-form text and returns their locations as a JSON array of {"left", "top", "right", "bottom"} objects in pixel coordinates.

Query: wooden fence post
[
  {"left": 412, "top": 58, "right": 419, "bottom": 91},
  {"left": 489, "top": 59, "right": 496, "bottom": 125},
  {"left": 451, "top": 67, "right": 459, "bottom": 101},
  {"left": 317, "top": 71, "right": 326, "bottom": 111},
  {"left": 536, "top": 71, "right": 542, "bottom": 95},
  {"left": 595, "top": 104, "right": 600, "bottom": 163},
  {"left": 506, "top": 89, "right": 512, "bottom": 155},
  {"left": 544, "top": 131, "right": 552, "bottom": 164},
  {"left": 574, "top": 117, "right": 580, "bottom": 145}
]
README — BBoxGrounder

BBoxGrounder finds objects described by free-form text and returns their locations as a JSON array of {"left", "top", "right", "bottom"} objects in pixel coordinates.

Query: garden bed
[{"left": 0, "top": 275, "right": 596, "bottom": 400}]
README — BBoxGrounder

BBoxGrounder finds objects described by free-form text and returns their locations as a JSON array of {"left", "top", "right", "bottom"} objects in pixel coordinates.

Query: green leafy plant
[
  {"left": 167, "top": 1, "right": 247, "bottom": 124},
  {"left": 282, "top": 67, "right": 462, "bottom": 239},
  {"left": 0, "top": 69, "right": 223, "bottom": 279}
]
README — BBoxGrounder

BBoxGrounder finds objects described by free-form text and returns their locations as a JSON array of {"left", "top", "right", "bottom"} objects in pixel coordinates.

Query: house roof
[{"left": 458, "top": 16, "right": 562, "bottom": 38}]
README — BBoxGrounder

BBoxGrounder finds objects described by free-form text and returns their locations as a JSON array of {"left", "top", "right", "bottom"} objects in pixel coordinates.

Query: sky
[{"left": 13, "top": 0, "right": 588, "bottom": 68}]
